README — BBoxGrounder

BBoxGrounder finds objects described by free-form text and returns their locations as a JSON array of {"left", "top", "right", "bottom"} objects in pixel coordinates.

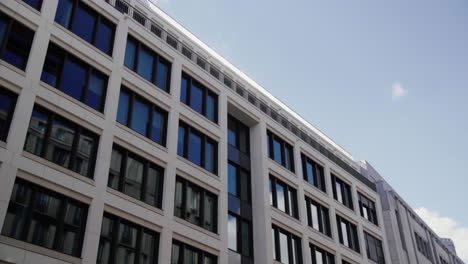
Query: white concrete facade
[{"left": 0, "top": 0, "right": 394, "bottom": 264}]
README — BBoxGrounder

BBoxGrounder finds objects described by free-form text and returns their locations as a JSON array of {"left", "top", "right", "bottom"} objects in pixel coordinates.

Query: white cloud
[
  {"left": 415, "top": 207, "right": 468, "bottom": 262},
  {"left": 391, "top": 82, "right": 408, "bottom": 100}
]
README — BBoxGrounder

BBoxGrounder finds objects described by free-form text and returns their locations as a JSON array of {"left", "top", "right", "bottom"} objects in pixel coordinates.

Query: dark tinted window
[
  {"left": 116, "top": 86, "right": 168, "bottom": 146},
  {"left": 178, "top": 121, "right": 218, "bottom": 174},
  {"left": 174, "top": 176, "right": 217, "bottom": 233},
  {"left": 55, "top": 0, "right": 115, "bottom": 55},
  {"left": 358, "top": 192, "right": 378, "bottom": 226},
  {"left": 310, "top": 243, "right": 335, "bottom": 264},
  {"left": 269, "top": 175, "right": 298, "bottom": 219},
  {"left": 272, "top": 225, "right": 302, "bottom": 264},
  {"left": 301, "top": 154, "right": 326, "bottom": 192},
  {"left": 41, "top": 42, "right": 108, "bottom": 112},
  {"left": 124, "top": 35, "right": 171, "bottom": 92},
  {"left": 171, "top": 240, "right": 217, "bottom": 264},
  {"left": 98, "top": 213, "right": 159, "bottom": 264},
  {"left": 364, "top": 232, "right": 385, "bottom": 264},
  {"left": 267, "top": 130, "right": 295, "bottom": 172},
  {"left": 305, "top": 196, "right": 331, "bottom": 237},
  {"left": 336, "top": 215, "right": 360, "bottom": 253},
  {"left": 1, "top": 178, "right": 88, "bottom": 257},
  {"left": 331, "top": 174, "right": 354, "bottom": 210},
  {"left": 180, "top": 72, "right": 218, "bottom": 123},
  {"left": 0, "top": 87, "right": 18, "bottom": 142},
  {"left": 0, "top": 11, "right": 35, "bottom": 70},
  {"left": 24, "top": 105, "right": 99, "bottom": 178},
  {"left": 108, "top": 144, "right": 164, "bottom": 208},
  {"left": 22, "top": 0, "right": 43, "bottom": 10}
]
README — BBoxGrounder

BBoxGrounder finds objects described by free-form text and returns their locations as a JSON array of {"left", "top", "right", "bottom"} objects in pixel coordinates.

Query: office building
[{"left": 0, "top": 0, "right": 461, "bottom": 264}]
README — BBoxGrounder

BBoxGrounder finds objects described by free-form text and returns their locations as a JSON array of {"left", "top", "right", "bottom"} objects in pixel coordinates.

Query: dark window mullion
[
  {"left": 19, "top": 185, "right": 37, "bottom": 240},
  {"left": 81, "top": 67, "right": 91, "bottom": 104},
  {"left": 284, "top": 184, "right": 291, "bottom": 215},
  {"left": 141, "top": 161, "right": 149, "bottom": 202},
  {"left": 92, "top": 13, "right": 100, "bottom": 46},
  {"left": 68, "top": 125, "right": 81, "bottom": 172},
  {"left": 152, "top": 53, "right": 158, "bottom": 84},
  {"left": 40, "top": 112, "right": 54, "bottom": 158},
  {"left": 134, "top": 226, "right": 143, "bottom": 264},
  {"left": 110, "top": 216, "right": 120, "bottom": 263},
  {"left": 127, "top": 92, "right": 135, "bottom": 128},
  {"left": 69, "top": 0, "right": 79, "bottom": 31},
  {"left": 133, "top": 42, "right": 140, "bottom": 72},
  {"left": 54, "top": 198, "right": 68, "bottom": 252},
  {"left": 119, "top": 149, "right": 129, "bottom": 192},
  {"left": 147, "top": 104, "right": 154, "bottom": 138}
]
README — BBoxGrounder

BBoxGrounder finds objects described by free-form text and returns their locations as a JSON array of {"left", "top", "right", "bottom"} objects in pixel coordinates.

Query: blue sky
[{"left": 154, "top": 0, "right": 468, "bottom": 258}]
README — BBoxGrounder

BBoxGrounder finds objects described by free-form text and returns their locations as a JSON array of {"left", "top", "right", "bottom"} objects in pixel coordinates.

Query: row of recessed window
[
  {"left": 268, "top": 130, "right": 379, "bottom": 226},
  {"left": 1, "top": 177, "right": 216, "bottom": 263},
  {"left": 272, "top": 224, "right": 385, "bottom": 264},
  {"left": 269, "top": 174, "right": 383, "bottom": 262}
]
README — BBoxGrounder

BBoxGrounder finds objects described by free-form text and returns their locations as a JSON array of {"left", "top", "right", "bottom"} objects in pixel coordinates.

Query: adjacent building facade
[
  {"left": 0, "top": 0, "right": 462, "bottom": 264},
  {"left": 360, "top": 162, "right": 464, "bottom": 264}
]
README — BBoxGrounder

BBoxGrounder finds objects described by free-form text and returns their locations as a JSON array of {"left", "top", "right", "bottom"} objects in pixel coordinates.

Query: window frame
[
  {"left": 227, "top": 212, "right": 253, "bottom": 258},
  {"left": 304, "top": 196, "right": 331, "bottom": 237},
  {"left": 22, "top": 0, "right": 43, "bottom": 10},
  {"left": 364, "top": 231, "right": 385, "bottom": 264},
  {"left": 54, "top": 0, "right": 116, "bottom": 55},
  {"left": 336, "top": 214, "right": 360, "bottom": 253},
  {"left": 174, "top": 176, "right": 218, "bottom": 233},
  {"left": 267, "top": 130, "right": 295, "bottom": 172},
  {"left": 23, "top": 104, "right": 99, "bottom": 178},
  {"left": 0, "top": 86, "right": 18, "bottom": 142},
  {"left": 41, "top": 42, "right": 109, "bottom": 112},
  {"left": 124, "top": 35, "right": 172, "bottom": 92},
  {"left": 178, "top": 121, "right": 218, "bottom": 174},
  {"left": 331, "top": 174, "right": 354, "bottom": 210},
  {"left": 0, "top": 11, "right": 35, "bottom": 71},
  {"left": 171, "top": 239, "right": 217, "bottom": 264},
  {"left": 1, "top": 178, "right": 89, "bottom": 257},
  {"left": 310, "top": 243, "right": 335, "bottom": 264},
  {"left": 358, "top": 192, "right": 378, "bottom": 226},
  {"left": 271, "top": 224, "right": 303, "bottom": 264},
  {"left": 97, "top": 212, "right": 160, "bottom": 264},
  {"left": 116, "top": 86, "right": 168, "bottom": 146},
  {"left": 180, "top": 72, "right": 219, "bottom": 123},
  {"left": 269, "top": 175, "right": 299, "bottom": 219},
  {"left": 108, "top": 144, "right": 165, "bottom": 208},
  {"left": 301, "top": 153, "right": 326, "bottom": 192}
]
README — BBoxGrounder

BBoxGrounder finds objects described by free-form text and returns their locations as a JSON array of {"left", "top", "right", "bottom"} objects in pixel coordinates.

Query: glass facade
[
  {"left": 55, "top": 0, "right": 115, "bottom": 55},
  {"left": 270, "top": 176, "right": 299, "bottom": 219},
  {"left": 0, "top": 11, "right": 35, "bottom": 70},
  {"left": 272, "top": 225, "right": 302, "bottom": 264},
  {"left": 267, "top": 130, "right": 295, "bottom": 172},
  {"left": 2, "top": 178, "right": 88, "bottom": 257},
  {"left": 171, "top": 240, "right": 217, "bottom": 264},
  {"left": 181, "top": 72, "right": 218, "bottom": 123}
]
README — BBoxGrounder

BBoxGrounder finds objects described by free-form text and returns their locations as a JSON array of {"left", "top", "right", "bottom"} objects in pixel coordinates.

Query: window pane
[
  {"left": 55, "top": 0, "right": 74, "bottom": 28},
  {"left": 180, "top": 76, "right": 188, "bottom": 104},
  {"left": 140, "top": 232, "right": 155, "bottom": 264},
  {"left": 131, "top": 98, "right": 150, "bottom": 136},
  {"left": 336, "top": 182, "right": 343, "bottom": 203},
  {"left": 25, "top": 109, "right": 48, "bottom": 155},
  {"left": 61, "top": 59, "right": 87, "bottom": 102},
  {"left": 204, "top": 195, "right": 215, "bottom": 232},
  {"left": 184, "top": 248, "right": 199, "bottom": 264},
  {"left": 86, "top": 73, "right": 106, "bottom": 111},
  {"left": 116, "top": 247, "right": 135, "bottom": 264},
  {"left": 188, "top": 132, "right": 202, "bottom": 166},
  {"left": 145, "top": 167, "right": 162, "bottom": 207},
  {"left": 124, "top": 38, "right": 137, "bottom": 69},
  {"left": 240, "top": 170, "right": 250, "bottom": 202},
  {"left": 177, "top": 126, "right": 185, "bottom": 156},
  {"left": 205, "top": 141, "right": 215, "bottom": 173},
  {"left": 41, "top": 47, "right": 63, "bottom": 87},
  {"left": 228, "top": 127, "right": 236, "bottom": 147},
  {"left": 119, "top": 223, "right": 137, "bottom": 247},
  {"left": 124, "top": 157, "right": 144, "bottom": 200},
  {"left": 0, "top": 17, "right": 7, "bottom": 48},
  {"left": 3, "top": 22, "right": 34, "bottom": 70},
  {"left": 171, "top": 244, "right": 180, "bottom": 264},
  {"left": 74, "top": 131, "right": 96, "bottom": 177},
  {"left": 241, "top": 221, "right": 251, "bottom": 257},
  {"left": 96, "top": 21, "right": 114, "bottom": 55},
  {"left": 72, "top": 5, "right": 96, "bottom": 43},
  {"left": 64, "top": 203, "right": 85, "bottom": 226},
  {"left": 228, "top": 164, "right": 237, "bottom": 196},
  {"left": 151, "top": 110, "right": 164, "bottom": 144},
  {"left": 276, "top": 183, "right": 286, "bottom": 212},
  {"left": 341, "top": 221, "right": 349, "bottom": 247},
  {"left": 174, "top": 181, "right": 183, "bottom": 217},
  {"left": 98, "top": 239, "right": 111, "bottom": 264},
  {"left": 311, "top": 204, "right": 319, "bottom": 230},
  {"left": 0, "top": 89, "right": 16, "bottom": 141},
  {"left": 156, "top": 60, "right": 169, "bottom": 90},
  {"left": 273, "top": 138, "right": 282, "bottom": 164},
  {"left": 190, "top": 82, "right": 203, "bottom": 114},
  {"left": 279, "top": 232, "right": 289, "bottom": 264},
  {"left": 228, "top": 214, "right": 237, "bottom": 251},
  {"left": 137, "top": 48, "right": 154, "bottom": 82},
  {"left": 23, "top": 0, "right": 42, "bottom": 10},
  {"left": 206, "top": 93, "right": 216, "bottom": 122},
  {"left": 61, "top": 230, "right": 77, "bottom": 255},
  {"left": 306, "top": 162, "right": 315, "bottom": 185},
  {"left": 45, "top": 118, "right": 75, "bottom": 168},
  {"left": 27, "top": 219, "right": 57, "bottom": 249},
  {"left": 284, "top": 146, "right": 292, "bottom": 170},
  {"left": 117, "top": 90, "right": 130, "bottom": 125},
  {"left": 186, "top": 185, "right": 200, "bottom": 225}
]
